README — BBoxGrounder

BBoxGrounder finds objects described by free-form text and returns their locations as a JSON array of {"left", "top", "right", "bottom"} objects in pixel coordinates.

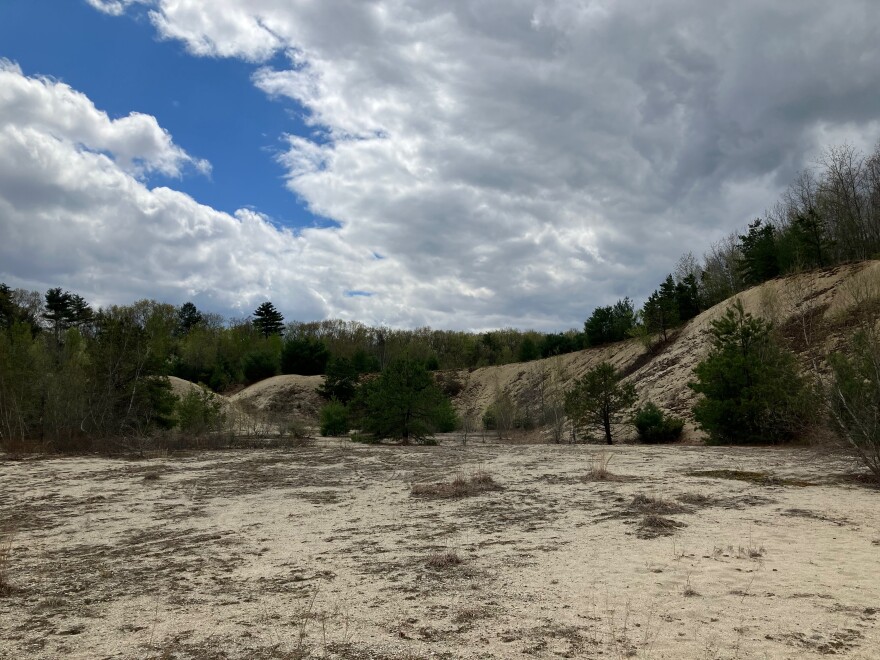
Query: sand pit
[{"left": 1, "top": 441, "right": 878, "bottom": 659}]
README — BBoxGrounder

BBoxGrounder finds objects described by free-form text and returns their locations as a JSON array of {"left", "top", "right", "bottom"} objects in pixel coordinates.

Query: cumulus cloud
[
  {"left": 0, "top": 60, "right": 209, "bottom": 178},
  {"left": 7, "top": 1, "right": 880, "bottom": 329}
]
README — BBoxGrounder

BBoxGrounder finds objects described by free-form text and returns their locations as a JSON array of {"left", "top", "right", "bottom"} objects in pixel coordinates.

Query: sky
[{"left": 1, "top": 0, "right": 879, "bottom": 331}]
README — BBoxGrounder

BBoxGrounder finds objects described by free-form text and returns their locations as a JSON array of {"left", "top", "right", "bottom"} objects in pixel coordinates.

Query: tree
[
  {"left": 281, "top": 336, "right": 329, "bottom": 375},
  {"left": 564, "top": 362, "right": 636, "bottom": 444},
  {"left": 689, "top": 300, "right": 813, "bottom": 444},
  {"left": 43, "top": 288, "right": 92, "bottom": 344},
  {"left": 828, "top": 329, "right": 880, "bottom": 482},
  {"left": 318, "top": 356, "right": 359, "bottom": 403},
  {"left": 252, "top": 302, "right": 284, "bottom": 337},
  {"left": 738, "top": 220, "right": 780, "bottom": 286},
  {"left": 354, "top": 359, "right": 449, "bottom": 443},
  {"left": 175, "top": 302, "right": 204, "bottom": 336},
  {"left": 642, "top": 277, "right": 679, "bottom": 343},
  {"left": 584, "top": 298, "right": 636, "bottom": 346}
]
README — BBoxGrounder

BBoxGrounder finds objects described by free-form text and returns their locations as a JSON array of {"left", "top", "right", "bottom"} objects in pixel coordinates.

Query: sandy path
[{"left": 1, "top": 441, "right": 878, "bottom": 659}]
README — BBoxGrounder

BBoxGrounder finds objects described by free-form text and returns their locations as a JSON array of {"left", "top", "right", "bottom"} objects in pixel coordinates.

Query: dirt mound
[
  {"left": 230, "top": 374, "right": 326, "bottom": 422},
  {"left": 452, "top": 261, "right": 880, "bottom": 442}
]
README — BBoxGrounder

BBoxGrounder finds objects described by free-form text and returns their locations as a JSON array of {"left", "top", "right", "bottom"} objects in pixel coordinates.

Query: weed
[
  {"left": 426, "top": 551, "right": 463, "bottom": 570},
  {"left": 410, "top": 470, "right": 501, "bottom": 499},
  {"left": 637, "top": 514, "right": 686, "bottom": 539},
  {"left": 0, "top": 527, "right": 15, "bottom": 596}
]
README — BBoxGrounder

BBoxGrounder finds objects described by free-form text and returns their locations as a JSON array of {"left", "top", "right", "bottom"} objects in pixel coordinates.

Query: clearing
[{"left": 1, "top": 441, "right": 878, "bottom": 659}]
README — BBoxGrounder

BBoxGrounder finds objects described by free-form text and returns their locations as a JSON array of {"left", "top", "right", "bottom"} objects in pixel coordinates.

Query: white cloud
[
  {"left": 8, "top": 1, "right": 880, "bottom": 329},
  {"left": 85, "top": 0, "right": 149, "bottom": 17}
]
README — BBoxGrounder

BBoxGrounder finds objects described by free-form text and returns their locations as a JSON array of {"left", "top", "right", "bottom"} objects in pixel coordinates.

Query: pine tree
[
  {"left": 689, "top": 300, "right": 813, "bottom": 444},
  {"left": 564, "top": 362, "right": 636, "bottom": 444},
  {"left": 252, "top": 301, "right": 284, "bottom": 337}
]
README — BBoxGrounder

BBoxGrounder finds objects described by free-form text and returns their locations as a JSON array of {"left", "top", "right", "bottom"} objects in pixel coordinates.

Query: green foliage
[
  {"left": 318, "top": 356, "right": 359, "bottom": 403},
  {"left": 642, "top": 276, "right": 680, "bottom": 342},
  {"left": 353, "top": 359, "right": 449, "bottom": 443},
  {"left": 828, "top": 329, "right": 880, "bottom": 481},
  {"left": 564, "top": 362, "right": 637, "bottom": 444},
  {"left": 252, "top": 301, "right": 284, "bottom": 337},
  {"left": 738, "top": 220, "right": 780, "bottom": 286},
  {"left": 175, "top": 302, "right": 204, "bottom": 336},
  {"left": 281, "top": 336, "right": 329, "bottom": 375},
  {"left": 242, "top": 348, "right": 280, "bottom": 383},
  {"left": 432, "top": 398, "right": 459, "bottom": 433},
  {"left": 689, "top": 300, "right": 813, "bottom": 444},
  {"left": 633, "top": 402, "right": 684, "bottom": 444},
  {"left": 175, "top": 386, "right": 226, "bottom": 434},
  {"left": 584, "top": 298, "right": 635, "bottom": 346},
  {"left": 319, "top": 399, "right": 350, "bottom": 437},
  {"left": 518, "top": 336, "right": 540, "bottom": 362}
]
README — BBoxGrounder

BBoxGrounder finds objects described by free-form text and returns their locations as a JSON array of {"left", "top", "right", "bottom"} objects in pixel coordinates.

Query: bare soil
[{"left": 1, "top": 440, "right": 879, "bottom": 659}]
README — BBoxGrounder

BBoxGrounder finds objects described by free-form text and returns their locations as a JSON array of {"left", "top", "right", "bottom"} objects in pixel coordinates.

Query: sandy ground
[{"left": 1, "top": 440, "right": 879, "bottom": 660}]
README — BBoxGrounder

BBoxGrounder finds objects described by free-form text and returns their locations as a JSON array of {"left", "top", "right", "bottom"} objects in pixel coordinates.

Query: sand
[{"left": 1, "top": 439, "right": 878, "bottom": 659}]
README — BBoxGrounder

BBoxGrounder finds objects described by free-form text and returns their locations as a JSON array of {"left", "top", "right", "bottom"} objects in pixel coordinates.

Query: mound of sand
[{"left": 230, "top": 374, "right": 326, "bottom": 421}]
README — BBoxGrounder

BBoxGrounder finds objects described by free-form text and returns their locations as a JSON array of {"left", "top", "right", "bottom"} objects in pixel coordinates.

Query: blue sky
[
  {"left": 0, "top": 0, "right": 325, "bottom": 230},
  {"left": 1, "top": 1, "right": 878, "bottom": 329}
]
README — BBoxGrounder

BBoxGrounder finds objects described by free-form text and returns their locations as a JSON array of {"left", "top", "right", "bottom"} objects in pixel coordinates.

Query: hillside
[
  {"left": 169, "top": 261, "right": 879, "bottom": 440},
  {"left": 451, "top": 261, "right": 880, "bottom": 442}
]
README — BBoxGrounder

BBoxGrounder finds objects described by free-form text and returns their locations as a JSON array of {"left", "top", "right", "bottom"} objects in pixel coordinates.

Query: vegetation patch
[
  {"left": 425, "top": 550, "right": 463, "bottom": 570},
  {"left": 637, "top": 514, "right": 686, "bottom": 539},
  {"left": 685, "top": 469, "right": 815, "bottom": 487},
  {"left": 411, "top": 470, "right": 502, "bottom": 499}
]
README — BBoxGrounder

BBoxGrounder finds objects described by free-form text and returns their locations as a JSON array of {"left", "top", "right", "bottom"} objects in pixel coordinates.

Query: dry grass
[
  {"left": 629, "top": 494, "right": 689, "bottom": 515},
  {"left": 425, "top": 550, "right": 463, "bottom": 570},
  {"left": 584, "top": 451, "right": 630, "bottom": 482},
  {"left": 410, "top": 470, "right": 501, "bottom": 499},
  {"left": 685, "top": 469, "right": 815, "bottom": 487},
  {"left": 637, "top": 514, "right": 686, "bottom": 539},
  {"left": 0, "top": 529, "right": 14, "bottom": 596}
]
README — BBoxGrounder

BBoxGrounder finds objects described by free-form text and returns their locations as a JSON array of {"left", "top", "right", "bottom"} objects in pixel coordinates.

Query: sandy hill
[
  {"left": 229, "top": 374, "right": 325, "bottom": 421},
  {"left": 167, "top": 261, "right": 878, "bottom": 439},
  {"left": 451, "top": 261, "right": 880, "bottom": 441}
]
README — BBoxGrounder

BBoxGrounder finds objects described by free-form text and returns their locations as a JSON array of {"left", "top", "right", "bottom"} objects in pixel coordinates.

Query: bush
[
  {"left": 633, "top": 402, "right": 684, "bottom": 444},
  {"left": 828, "top": 328, "right": 880, "bottom": 482},
  {"left": 319, "top": 399, "right": 350, "bottom": 437},
  {"left": 433, "top": 398, "right": 459, "bottom": 432},
  {"left": 689, "top": 301, "right": 814, "bottom": 444},
  {"left": 175, "top": 386, "right": 227, "bottom": 435}
]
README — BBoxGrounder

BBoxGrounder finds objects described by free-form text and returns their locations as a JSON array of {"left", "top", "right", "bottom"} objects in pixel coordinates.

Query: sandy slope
[
  {"left": 453, "top": 261, "right": 880, "bottom": 442},
  {"left": 1, "top": 441, "right": 878, "bottom": 659}
]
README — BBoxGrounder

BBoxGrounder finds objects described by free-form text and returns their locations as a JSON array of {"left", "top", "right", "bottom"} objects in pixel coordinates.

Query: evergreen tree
[
  {"left": 674, "top": 273, "right": 701, "bottom": 322},
  {"left": 176, "top": 302, "right": 204, "bottom": 336},
  {"left": 642, "top": 277, "right": 679, "bottom": 342},
  {"left": 564, "top": 362, "right": 636, "bottom": 444},
  {"left": 738, "top": 220, "right": 780, "bottom": 286},
  {"left": 354, "top": 359, "right": 448, "bottom": 443},
  {"left": 252, "top": 301, "right": 284, "bottom": 337},
  {"left": 318, "top": 356, "right": 359, "bottom": 403},
  {"left": 689, "top": 300, "right": 813, "bottom": 444}
]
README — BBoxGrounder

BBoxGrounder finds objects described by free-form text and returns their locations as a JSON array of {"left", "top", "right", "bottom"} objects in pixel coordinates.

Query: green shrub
[
  {"left": 689, "top": 301, "right": 815, "bottom": 444},
  {"left": 433, "top": 398, "right": 459, "bottom": 432},
  {"left": 633, "top": 402, "right": 684, "bottom": 444},
  {"left": 242, "top": 349, "right": 279, "bottom": 384},
  {"left": 175, "top": 386, "right": 226, "bottom": 434},
  {"left": 319, "top": 399, "right": 350, "bottom": 436}
]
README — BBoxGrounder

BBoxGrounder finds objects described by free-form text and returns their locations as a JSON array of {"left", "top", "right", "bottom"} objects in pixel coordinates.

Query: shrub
[
  {"left": 175, "top": 386, "right": 227, "bottom": 435},
  {"left": 633, "top": 402, "right": 684, "bottom": 444},
  {"left": 432, "top": 398, "right": 459, "bottom": 433},
  {"left": 828, "top": 328, "right": 880, "bottom": 482},
  {"left": 689, "top": 300, "right": 815, "bottom": 444},
  {"left": 319, "top": 399, "right": 350, "bottom": 437}
]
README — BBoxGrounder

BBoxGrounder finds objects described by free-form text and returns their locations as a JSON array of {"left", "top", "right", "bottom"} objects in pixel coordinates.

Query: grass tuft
[
  {"left": 411, "top": 470, "right": 501, "bottom": 499},
  {"left": 426, "top": 551, "right": 463, "bottom": 569}
]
